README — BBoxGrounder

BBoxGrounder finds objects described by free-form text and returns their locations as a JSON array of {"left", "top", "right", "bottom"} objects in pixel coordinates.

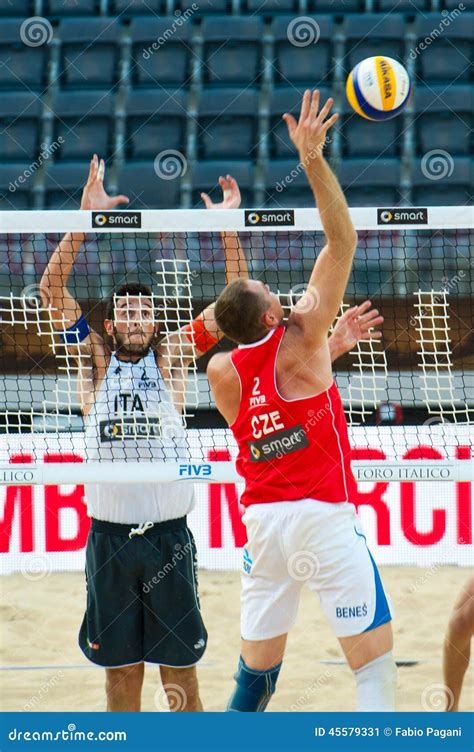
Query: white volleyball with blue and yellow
[{"left": 346, "top": 56, "right": 411, "bottom": 121}]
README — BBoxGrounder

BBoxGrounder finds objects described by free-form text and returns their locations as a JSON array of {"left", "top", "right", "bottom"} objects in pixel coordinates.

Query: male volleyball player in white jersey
[
  {"left": 39, "top": 155, "right": 249, "bottom": 712},
  {"left": 207, "top": 91, "right": 396, "bottom": 712}
]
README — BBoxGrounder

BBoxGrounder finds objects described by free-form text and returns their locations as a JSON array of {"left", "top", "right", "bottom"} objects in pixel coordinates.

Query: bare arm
[
  {"left": 283, "top": 91, "right": 358, "bottom": 346},
  {"left": 328, "top": 301, "right": 384, "bottom": 362}
]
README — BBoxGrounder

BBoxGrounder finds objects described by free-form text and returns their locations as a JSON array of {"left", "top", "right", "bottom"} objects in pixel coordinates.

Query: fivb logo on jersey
[{"left": 92, "top": 211, "right": 142, "bottom": 228}]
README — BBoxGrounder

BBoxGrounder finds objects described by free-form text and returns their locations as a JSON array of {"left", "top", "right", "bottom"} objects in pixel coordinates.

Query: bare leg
[
  {"left": 338, "top": 622, "right": 393, "bottom": 671},
  {"left": 241, "top": 633, "right": 288, "bottom": 671},
  {"left": 443, "top": 577, "right": 474, "bottom": 711},
  {"left": 105, "top": 663, "right": 144, "bottom": 712},
  {"left": 159, "top": 665, "right": 203, "bottom": 712}
]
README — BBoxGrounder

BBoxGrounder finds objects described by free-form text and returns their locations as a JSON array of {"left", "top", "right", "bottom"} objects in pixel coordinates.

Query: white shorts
[{"left": 241, "top": 498, "right": 392, "bottom": 640}]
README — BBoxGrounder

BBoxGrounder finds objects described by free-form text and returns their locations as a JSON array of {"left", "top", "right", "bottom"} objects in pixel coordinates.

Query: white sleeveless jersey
[{"left": 84, "top": 351, "right": 195, "bottom": 523}]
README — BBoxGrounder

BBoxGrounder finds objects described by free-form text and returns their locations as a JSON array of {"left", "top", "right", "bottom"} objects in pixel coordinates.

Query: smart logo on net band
[
  {"left": 377, "top": 208, "right": 428, "bottom": 225},
  {"left": 244, "top": 210, "right": 295, "bottom": 227},
  {"left": 92, "top": 211, "right": 142, "bottom": 228}
]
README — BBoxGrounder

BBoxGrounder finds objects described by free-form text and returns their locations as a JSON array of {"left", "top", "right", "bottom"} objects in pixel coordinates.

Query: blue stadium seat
[
  {"left": 201, "top": 17, "right": 264, "bottom": 86},
  {"left": 118, "top": 161, "right": 182, "bottom": 208},
  {"left": 192, "top": 161, "right": 254, "bottom": 206},
  {"left": 375, "top": 0, "right": 429, "bottom": 10},
  {"left": 414, "top": 86, "right": 472, "bottom": 156},
  {"left": 272, "top": 16, "right": 334, "bottom": 85},
  {"left": 442, "top": 0, "right": 474, "bottom": 8},
  {"left": 130, "top": 17, "right": 192, "bottom": 87},
  {"left": 414, "top": 14, "right": 473, "bottom": 83},
  {"left": 58, "top": 18, "right": 120, "bottom": 88},
  {"left": 307, "top": 0, "right": 364, "bottom": 11},
  {"left": 112, "top": 0, "right": 165, "bottom": 14},
  {"left": 0, "top": 19, "right": 50, "bottom": 90},
  {"left": 0, "top": 0, "right": 33, "bottom": 13},
  {"left": 343, "top": 14, "right": 405, "bottom": 70},
  {"left": 197, "top": 88, "right": 259, "bottom": 159},
  {"left": 263, "top": 160, "right": 313, "bottom": 207},
  {"left": 338, "top": 158, "right": 402, "bottom": 206},
  {"left": 0, "top": 93, "right": 42, "bottom": 161},
  {"left": 125, "top": 89, "right": 188, "bottom": 158},
  {"left": 268, "top": 86, "right": 330, "bottom": 158},
  {"left": 243, "top": 0, "right": 299, "bottom": 13},
  {"left": 44, "top": 163, "right": 90, "bottom": 209},
  {"left": 0, "top": 164, "right": 34, "bottom": 209},
  {"left": 51, "top": 90, "right": 115, "bottom": 160},
  {"left": 45, "top": 0, "right": 100, "bottom": 14},
  {"left": 176, "top": 0, "right": 231, "bottom": 12},
  {"left": 341, "top": 98, "right": 402, "bottom": 158},
  {"left": 411, "top": 157, "right": 472, "bottom": 206}
]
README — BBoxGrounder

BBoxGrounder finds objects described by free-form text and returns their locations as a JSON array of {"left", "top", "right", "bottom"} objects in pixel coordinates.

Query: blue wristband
[{"left": 59, "top": 314, "right": 90, "bottom": 344}]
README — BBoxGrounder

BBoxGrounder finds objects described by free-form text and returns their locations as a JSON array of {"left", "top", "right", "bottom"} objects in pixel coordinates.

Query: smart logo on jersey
[
  {"left": 92, "top": 211, "right": 142, "bottom": 228},
  {"left": 377, "top": 208, "right": 428, "bottom": 225},
  {"left": 100, "top": 417, "right": 161, "bottom": 441},
  {"left": 245, "top": 210, "right": 295, "bottom": 227},
  {"left": 248, "top": 424, "right": 309, "bottom": 462}
]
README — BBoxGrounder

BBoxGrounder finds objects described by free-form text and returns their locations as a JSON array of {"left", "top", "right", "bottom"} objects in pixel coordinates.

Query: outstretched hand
[
  {"left": 332, "top": 301, "right": 384, "bottom": 353},
  {"left": 80, "top": 154, "right": 129, "bottom": 211},
  {"left": 282, "top": 89, "right": 338, "bottom": 163},
  {"left": 201, "top": 174, "right": 241, "bottom": 210}
]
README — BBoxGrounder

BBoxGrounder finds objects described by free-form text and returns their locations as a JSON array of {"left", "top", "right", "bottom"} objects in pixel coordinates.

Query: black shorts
[{"left": 78, "top": 516, "right": 207, "bottom": 668}]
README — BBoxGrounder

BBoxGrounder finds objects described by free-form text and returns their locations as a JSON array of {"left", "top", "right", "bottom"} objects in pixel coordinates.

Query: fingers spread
[{"left": 298, "top": 89, "right": 311, "bottom": 125}]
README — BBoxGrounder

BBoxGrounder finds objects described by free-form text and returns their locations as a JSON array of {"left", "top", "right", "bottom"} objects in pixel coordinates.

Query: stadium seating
[
  {"left": 130, "top": 16, "right": 192, "bottom": 87},
  {"left": 263, "top": 160, "right": 314, "bottom": 208},
  {"left": 0, "top": 93, "right": 42, "bottom": 161},
  {"left": 197, "top": 88, "right": 259, "bottom": 159},
  {"left": 343, "top": 14, "right": 405, "bottom": 70},
  {"left": 0, "top": 164, "right": 34, "bottom": 210},
  {"left": 413, "top": 14, "right": 474, "bottom": 83},
  {"left": 338, "top": 158, "right": 402, "bottom": 206},
  {"left": 45, "top": 0, "right": 100, "bottom": 15},
  {"left": 125, "top": 89, "right": 188, "bottom": 159},
  {"left": 307, "top": 0, "right": 364, "bottom": 11},
  {"left": 375, "top": 0, "right": 429, "bottom": 10},
  {"left": 44, "top": 162, "right": 90, "bottom": 209},
  {"left": 178, "top": 0, "right": 231, "bottom": 12},
  {"left": 0, "top": 19, "right": 50, "bottom": 90},
  {"left": 112, "top": 0, "right": 166, "bottom": 15},
  {"left": 117, "top": 160, "right": 182, "bottom": 209},
  {"left": 58, "top": 18, "right": 120, "bottom": 88},
  {"left": 411, "top": 157, "right": 472, "bottom": 206},
  {"left": 200, "top": 17, "right": 264, "bottom": 86},
  {"left": 414, "top": 86, "right": 473, "bottom": 157},
  {"left": 0, "top": 0, "right": 33, "bottom": 13},
  {"left": 272, "top": 16, "right": 334, "bottom": 85},
  {"left": 51, "top": 90, "right": 115, "bottom": 161},
  {"left": 243, "top": 0, "right": 299, "bottom": 13},
  {"left": 268, "top": 86, "right": 331, "bottom": 158},
  {"left": 192, "top": 161, "right": 255, "bottom": 206},
  {"left": 340, "top": 98, "right": 402, "bottom": 158}
]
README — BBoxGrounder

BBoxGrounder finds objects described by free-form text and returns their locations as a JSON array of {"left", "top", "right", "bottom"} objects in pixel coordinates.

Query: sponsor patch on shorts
[{"left": 248, "top": 424, "right": 309, "bottom": 462}]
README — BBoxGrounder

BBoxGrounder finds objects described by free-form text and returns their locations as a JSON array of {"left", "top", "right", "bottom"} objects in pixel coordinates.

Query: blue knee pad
[{"left": 226, "top": 656, "right": 282, "bottom": 712}]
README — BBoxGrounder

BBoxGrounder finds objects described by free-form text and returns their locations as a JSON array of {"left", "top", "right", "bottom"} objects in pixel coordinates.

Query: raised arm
[
  {"left": 283, "top": 90, "right": 358, "bottom": 346},
  {"left": 39, "top": 155, "right": 129, "bottom": 329}
]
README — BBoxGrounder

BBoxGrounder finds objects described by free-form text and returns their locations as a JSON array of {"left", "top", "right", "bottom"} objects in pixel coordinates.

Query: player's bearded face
[{"left": 112, "top": 297, "right": 158, "bottom": 355}]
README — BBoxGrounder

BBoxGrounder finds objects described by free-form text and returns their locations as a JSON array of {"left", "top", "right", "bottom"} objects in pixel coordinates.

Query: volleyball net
[{"left": 0, "top": 206, "right": 472, "bottom": 489}]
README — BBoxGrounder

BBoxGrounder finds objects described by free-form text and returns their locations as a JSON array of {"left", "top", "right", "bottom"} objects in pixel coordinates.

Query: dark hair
[
  {"left": 106, "top": 283, "right": 153, "bottom": 321},
  {"left": 214, "top": 279, "right": 269, "bottom": 344}
]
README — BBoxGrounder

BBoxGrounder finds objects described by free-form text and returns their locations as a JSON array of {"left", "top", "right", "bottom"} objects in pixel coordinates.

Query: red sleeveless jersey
[{"left": 230, "top": 326, "right": 357, "bottom": 507}]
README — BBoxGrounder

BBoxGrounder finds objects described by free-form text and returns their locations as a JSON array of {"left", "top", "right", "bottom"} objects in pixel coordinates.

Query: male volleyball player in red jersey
[{"left": 207, "top": 91, "right": 396, "bottom": 712}]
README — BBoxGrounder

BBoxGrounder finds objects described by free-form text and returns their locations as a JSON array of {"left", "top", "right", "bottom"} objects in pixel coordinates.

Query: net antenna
[{"left": 416, "top": 289, "right": 471, "bottom": 423}]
